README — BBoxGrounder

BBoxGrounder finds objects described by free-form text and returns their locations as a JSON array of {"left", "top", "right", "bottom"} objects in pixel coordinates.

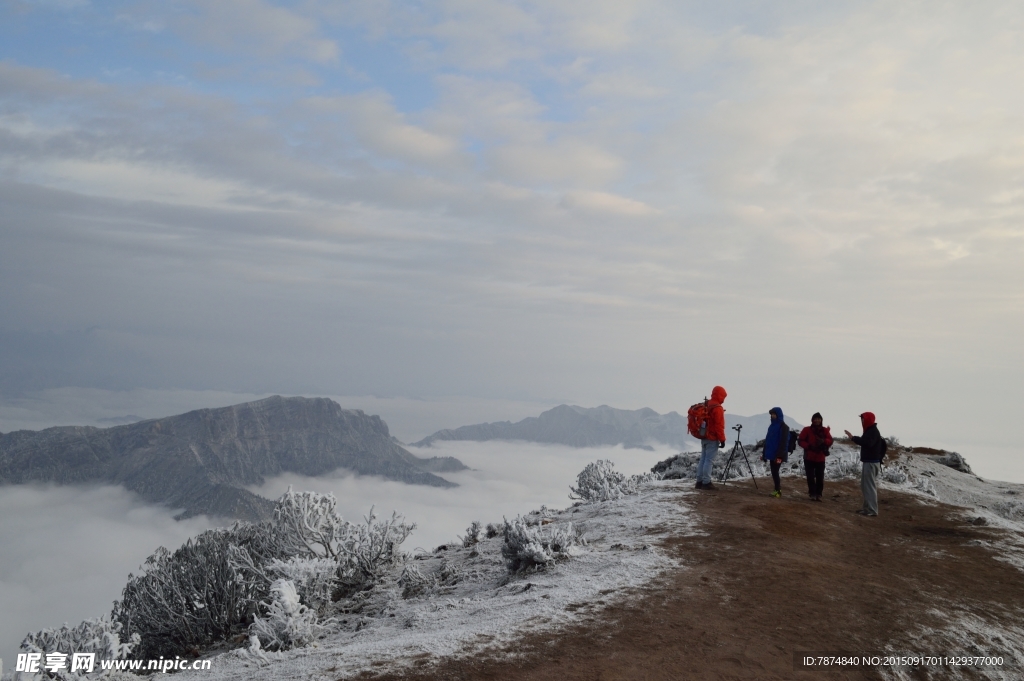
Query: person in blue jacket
[{"left": 762, "top": 407, "right": 790, "bottom": 498}]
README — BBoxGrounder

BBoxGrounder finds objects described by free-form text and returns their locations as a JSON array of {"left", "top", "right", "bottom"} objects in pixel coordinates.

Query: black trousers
[
  {"left": 770, "top": 461, "right": 782, "bottom": 491},
  {"left": 805, "top": 460, "right": 825, "bottom": 497}
]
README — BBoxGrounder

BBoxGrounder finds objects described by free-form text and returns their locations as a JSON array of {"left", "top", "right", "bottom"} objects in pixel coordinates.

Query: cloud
[
  {"left": 305, "top": 92, "right": 465, "bottom": 168},
  {"left": 0, "top": 484, "right": 213, "bottom": 667},
  {"left": 171, "top": 0, "right": 339, "bottom": 63},
  {"left": 561, "top": 190, "right": 659, "bottom": 217}
]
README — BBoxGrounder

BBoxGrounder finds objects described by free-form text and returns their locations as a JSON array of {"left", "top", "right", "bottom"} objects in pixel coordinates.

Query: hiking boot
[
  {"left": 695, "top": 480, "right": 704, "bottom": 490},
  {"left": 770, "top": 490, "right": 781, "bottom": 498},
  {"left": 702, "top": 482, "right": 717, "bottom": 491}
]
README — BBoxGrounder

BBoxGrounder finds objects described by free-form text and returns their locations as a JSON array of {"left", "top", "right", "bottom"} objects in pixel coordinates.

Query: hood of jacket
[
  {"left": 710, "top": 385, "right": 727, "bottom": 404},
  {"left": 860, "top": 411, "right": 876, "bottom": 429}
]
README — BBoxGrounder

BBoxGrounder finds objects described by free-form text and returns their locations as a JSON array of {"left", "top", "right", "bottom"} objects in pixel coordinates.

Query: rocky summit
[{"left": 0, "top": 396, "right": 465, "bottom": 522}]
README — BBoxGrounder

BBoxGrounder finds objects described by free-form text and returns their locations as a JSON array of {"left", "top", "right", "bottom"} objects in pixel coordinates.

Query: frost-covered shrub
[
  {"left": 828, "top": 458, "right": 862, "bottom": 479},
  {"left": 21, "top": 616, "right": 139, "bottom": 672},
  {"left": 334, "top": 506, "right": 416, "bottom": 596},
  {"left": 271, "top": 487, "right": 344, "bottom": 559},
  {"left": 501, "top": 517, "right": 585, "bottom": 573},
  {"left": 398, "top": 564, "right": 430, "bottom": 599},
  {"left": 485, "top": 522, "right": 501, "bottom": 538},
  {"left": 914, "top": 476, "right": 937, "bottom": 496},
  {"left": 992, "top": 500, "right": 1024, "bottom": 521},
  {"left": 399, "top": 558, "right": 468, "bottom": 599},
  {"left": 882, "top": 465, "right": 909, "bottom": 484},
  {"left": 461, "top": 520, "right": 484, "bottom": 547},
  {"left": 250, "top": 579, "right": 333, "bottom": 651},
  {"left": 113, "top": 525, "right": 272, "bottom": 659},
  {"left": 569, "top": 460, "right": 657, "bottom": 502},
  {"left": 264, "top": 557, "right": 338, "bottom": 616}
]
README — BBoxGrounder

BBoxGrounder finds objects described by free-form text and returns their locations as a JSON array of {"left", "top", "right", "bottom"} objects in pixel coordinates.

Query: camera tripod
[{"left": 719, "top": 424, "right": 759, "bottom": 489}]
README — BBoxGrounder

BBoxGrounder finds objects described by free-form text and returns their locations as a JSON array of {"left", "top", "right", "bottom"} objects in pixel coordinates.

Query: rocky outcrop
[
  {"left": 0, "top": 396, "right": 465, "bottom": 522},
  {"left": 910, "top": 446, "right": 974, "bottom": 474}
]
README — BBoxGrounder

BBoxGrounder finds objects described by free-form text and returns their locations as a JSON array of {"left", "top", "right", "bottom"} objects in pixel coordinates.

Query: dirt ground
[{"left": 363, "top": 476, "right": 1024, "bottom": 681}]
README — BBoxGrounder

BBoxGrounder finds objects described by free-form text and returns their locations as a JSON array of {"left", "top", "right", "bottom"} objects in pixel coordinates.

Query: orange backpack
[{"left": 686, "top": 399, "right": 709, "bottom": 438}]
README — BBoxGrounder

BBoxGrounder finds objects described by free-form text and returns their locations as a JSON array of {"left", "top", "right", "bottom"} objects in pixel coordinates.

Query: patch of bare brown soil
[{"left": 363, "top": 479, "right": 1023, "bottom": 680}]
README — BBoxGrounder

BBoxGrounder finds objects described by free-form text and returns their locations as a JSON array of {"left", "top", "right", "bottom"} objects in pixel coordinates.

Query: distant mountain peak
[{"left": 412, "top": 404, "right": 801, "bottom": 450}]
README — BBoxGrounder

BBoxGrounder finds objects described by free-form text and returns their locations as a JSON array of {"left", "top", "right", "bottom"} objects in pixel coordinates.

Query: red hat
[{"left": 859, "top": 412, "right": 876, "bottom": 428}]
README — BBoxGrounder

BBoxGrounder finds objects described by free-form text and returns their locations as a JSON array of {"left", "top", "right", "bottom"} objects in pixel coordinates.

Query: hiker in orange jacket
[{"left": 696, "top": 385, "right": 727, "bottom": 490}]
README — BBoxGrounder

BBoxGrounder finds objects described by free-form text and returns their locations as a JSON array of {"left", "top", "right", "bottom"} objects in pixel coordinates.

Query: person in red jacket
[
  {"left": 798, "top": 412, "right": 833, "bottom": 501},
  {"left": 695, "top": 385, "right": 727, "bottom": 490}
]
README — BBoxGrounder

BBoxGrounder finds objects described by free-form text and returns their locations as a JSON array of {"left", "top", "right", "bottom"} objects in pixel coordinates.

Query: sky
[{"left": 1, "top": 2, "right": 1023, "bottom": 463}]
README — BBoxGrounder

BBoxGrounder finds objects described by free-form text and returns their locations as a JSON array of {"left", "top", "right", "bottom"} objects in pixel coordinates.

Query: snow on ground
[{"left": 169, "top": 481, "right": 696, "bottom": 681}]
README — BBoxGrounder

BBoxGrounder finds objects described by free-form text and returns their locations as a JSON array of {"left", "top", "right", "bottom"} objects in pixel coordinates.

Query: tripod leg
[
  {"left": 740, "top": 444, "right": 759, "bottom": 490},
  {"left": 719, "top": 448, "right": 737, "bottom": 483}
]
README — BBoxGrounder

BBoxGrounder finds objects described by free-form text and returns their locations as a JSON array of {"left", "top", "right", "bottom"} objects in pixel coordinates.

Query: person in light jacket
[
  {"left": 844, "top": 412, "right": 887, "bottom": 517},
  {"left": 761, "top": 407, "right": 790, "bottom": 498},
  {"left": 798, "top": 412, "right": 833, "bottom": 501}
]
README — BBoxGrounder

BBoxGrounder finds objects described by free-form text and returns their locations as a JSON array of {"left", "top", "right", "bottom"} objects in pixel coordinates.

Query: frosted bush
[
  {"left": 250, "top": 579, "right": 333, "bottom": 651},
  {"left": 398, "top": 564, "right": 430, "bottom": 598},
  {"left": 882, "top": 465, "right": 909, "bottom": 484},
  {"left": 272, "top": 487, "right": 345, "bottom": 559},
  {"left": 399, "top": 558, "right": 470, "bottom": 598},
  {"left": 485, "top": 522, "right": 501, "bottom": 538},
  {"left": 828, "top": 458, "right": 862, "bottom": 479},
  {"left": 21, "top": 616, "right": 139, "bottom": 667},
  {"left": 264, "top": 556, "right": 338, "bottom": 615},
  {"left": 114, "top": 526, "right": 269, "bottom": 659},
  {"left": 914, "top": 476, "right": 937, "bottom": 496},
  {"left": 334, "top": 506, "right": 416, "bottom": 596},
  {"left": 992, "top": 501, "right": 1024, "bottom": 521},
  {"left": 114, "top": 490, "right": 413, "bottom": 659},
  {"left": 569, "top": 460, "right": 657, "bottom": 502},
  {"left": 501, "top": 516, "right": 586, "bottom": 573},
  {"left": 461, "top": 520, "right": 484, "bottom": 547}
]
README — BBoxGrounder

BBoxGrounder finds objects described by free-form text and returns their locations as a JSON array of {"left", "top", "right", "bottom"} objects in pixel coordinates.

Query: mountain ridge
[
  {"left": 411, "top": 403, "right": 802, "bottom": 450},
  {"left": 0, "top": 396, "right": 466, "bottom": 522}
]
